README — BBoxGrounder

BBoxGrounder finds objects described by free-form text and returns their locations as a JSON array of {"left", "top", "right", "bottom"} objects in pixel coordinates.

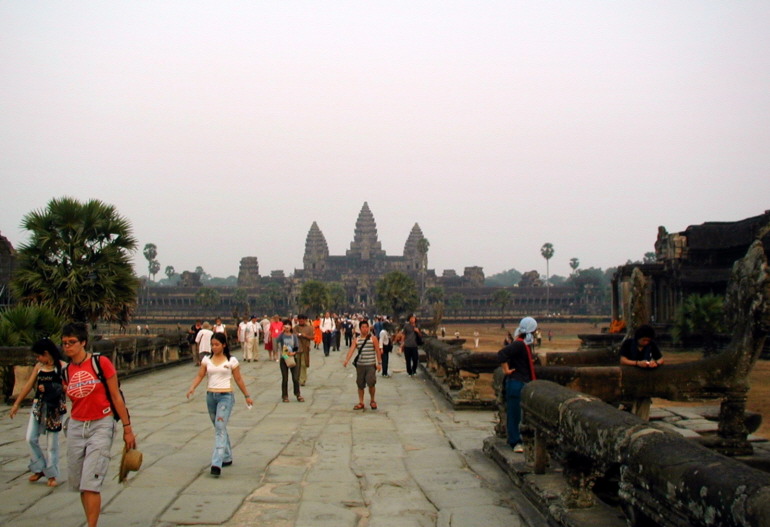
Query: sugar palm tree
[
  {"left": 492, "top": 289, "right": 512, "bottom": 328},
  {"left": 375, "top": 271, "right": 418, "bottom": 322},
  {"left": 540, "top": 242, "right": 555, "bottom": 310},
  {"left": 12, "top": 197, "right": 139, "bottom": 325}
]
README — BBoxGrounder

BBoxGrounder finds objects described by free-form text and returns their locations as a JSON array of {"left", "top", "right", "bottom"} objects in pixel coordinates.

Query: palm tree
[
  {"left": 0, "top": 305, "right": 63, "bottom": 346},
  {"left": 417, "top": 237, "right": 430, "bottom": 303},
  {"left": 195, "top": 287, "right": 220, "bottom": 309},
  {"left": 143, "top": 243, "right": 157, "bottom": 278},
  {"left": 165, "top": 265, "right": 176, "bottom": 280},
  {"left": 375, "top": 271, "right": 418, "bottom": 322},
  {"left": 328, "top": 282, "right": 347, "bottom": 312},
  {"left": 540, "top": 242, "right": 555, "bottom": 311},
  {"left": 569, "top": 257, "right": 580, "bottom": 276},
  {"left": 672, "top": 293, "right": 725, "bottom": 355},
  {"left": 492, "top": 289, "right": 512, "bottom": 328},
  {"left": 12, "top": 197, "right": 139, "bottom": 325},
  {"left": 149, "top": 260, "right": 161, "bottom": 282},
  {"left": 299, "top": 280, "right": 331, "bottom": 314}
]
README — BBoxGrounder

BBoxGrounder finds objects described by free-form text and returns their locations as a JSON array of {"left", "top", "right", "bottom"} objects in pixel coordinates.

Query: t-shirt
[
  {"left": 402, "top": 323, "right": 418, "bottom": 348},
  {"left": 355, "top": 336, "right": 377, "bottom": 366},
  {"left": 619, "top": 339, "right": 663, "bottom": 362},
  {"left": 196, "top": 328, "right": 214, "bottom": 352},
  {"left": 66, "top": 356, "right": 116, "bottom": 421},
  {"left": 203, "top": 355, "right": 240, "bottom": 390},
  {"left": 497, "top": 340, "right": 534, "bottom": 383}
]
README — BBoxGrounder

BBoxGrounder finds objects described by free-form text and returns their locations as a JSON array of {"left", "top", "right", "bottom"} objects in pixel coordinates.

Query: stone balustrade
[{"left": 521, "top": 379, "right": 770, "bottom": 527}]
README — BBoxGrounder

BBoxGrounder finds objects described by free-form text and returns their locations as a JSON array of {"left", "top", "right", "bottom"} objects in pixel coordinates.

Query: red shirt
[{"left": 66, "top": 356, "right": 116, "bottom": 421}]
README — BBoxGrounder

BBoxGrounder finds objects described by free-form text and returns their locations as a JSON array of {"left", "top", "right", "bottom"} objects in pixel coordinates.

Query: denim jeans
[
  {"left": 26, "top": 404, "right": 60, "bottom": 478},
  {"left": 206, "top": 392, "right": 234, "bottom": 468},
  {"left": 505, "top": 378, "right": 525, "bottom": 447}
]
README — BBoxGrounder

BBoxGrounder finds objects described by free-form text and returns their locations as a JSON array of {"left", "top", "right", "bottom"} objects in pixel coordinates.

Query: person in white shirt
[
  {"left": 186, "top": 333, "right": 252, "bottom": 476},
  {"left": 379, "top": 322, "right": 393, "bottom": 377},
  {"left": 243, "top": 316, "right": 260, "bottom": 362},
  {"left": 195, "top": 322, "right": 215, "bottom": 361},
  {"left": 320, "top": 311, "right": 336, "bottom": 357}
]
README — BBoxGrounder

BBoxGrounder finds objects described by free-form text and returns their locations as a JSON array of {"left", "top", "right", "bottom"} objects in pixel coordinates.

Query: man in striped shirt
[{"left": 343, "top": 320, "right": 382, "bottom": 410}]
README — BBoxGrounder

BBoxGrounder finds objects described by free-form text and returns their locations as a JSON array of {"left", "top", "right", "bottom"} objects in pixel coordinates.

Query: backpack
[{"left": 64, "top": 354, "right": 129, "bottom": 422}]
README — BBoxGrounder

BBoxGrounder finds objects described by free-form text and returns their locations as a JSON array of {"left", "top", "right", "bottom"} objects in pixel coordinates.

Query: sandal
[
  {"left": 370, "top": 401, "right": 378, "bottom": 410},
  {"left": 282, "top": 397, "right": 289, "bottom": 403},
  {"left": 28, "top": 472, "right": 44, "bottom": 482},
  {"left": 353, "top": 403, "right": 365, "bottom": 410},
  {"left": 297, "top": 396, "right": 305, "bottom": 402},
  {"left": 47, "top": 478, "right": 58, "bottom": 487}
]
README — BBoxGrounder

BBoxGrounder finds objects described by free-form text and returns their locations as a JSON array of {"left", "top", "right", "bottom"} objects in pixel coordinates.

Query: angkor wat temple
[{"left": 612, "top": 210, "right": 770, "bottom": 326}]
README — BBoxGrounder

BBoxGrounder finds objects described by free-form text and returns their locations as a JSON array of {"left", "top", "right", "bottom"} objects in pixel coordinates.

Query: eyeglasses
[{"left": 61, "top": 339, "right": 81, "bottom": 347}]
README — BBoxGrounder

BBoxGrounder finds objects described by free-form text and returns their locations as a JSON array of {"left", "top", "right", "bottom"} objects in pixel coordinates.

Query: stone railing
[
  {"left": 519, "top": 380, "right": 770, "bottom": 527},
  {"left": 421, "top": 337, "right": 501, "bottom": 408},
  {"left": 3, "top": 333, "right": 194, "bottom": 404}
]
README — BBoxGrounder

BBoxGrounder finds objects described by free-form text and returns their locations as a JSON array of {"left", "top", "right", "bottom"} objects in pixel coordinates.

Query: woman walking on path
[
  {"left": 268, "top": 315, "right": 284, "bottom": 362},
  {"left": 275, "top": 321, "right": 304, "bottom": 403},
  {"left": 343, "top": 320, "right": 382, "bottom": 410},
  {"left": 9, "top": 338, "right": 68, "bottom": 488},
  {"left": 61, "top": 322, "right": 136, "bottom": 527},
  {"left": 186, "top": 332, "right": 252, "bottom": 477}
]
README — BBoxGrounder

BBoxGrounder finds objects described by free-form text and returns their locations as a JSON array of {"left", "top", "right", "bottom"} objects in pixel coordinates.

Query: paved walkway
[{"left": 1, "top": 348, "right": 538, "bottom": 527}]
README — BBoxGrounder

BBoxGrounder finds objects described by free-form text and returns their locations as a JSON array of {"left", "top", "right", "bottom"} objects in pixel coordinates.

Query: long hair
[
  {"left": 211, "top": 332, "right": 231, "bottom": 360},
  {"left": 32, "top": 338, "right": 64, "bottom": 377}
]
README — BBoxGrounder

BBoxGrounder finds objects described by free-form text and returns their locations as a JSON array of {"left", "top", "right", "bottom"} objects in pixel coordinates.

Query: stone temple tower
[
  {"left": 403, "top": 223, "right": 425, "bottom": 271},
  {"left": 346, "top": 202, "right": 385, "bottom": 260},
  {"left": 303, "top": 221, "right": 330, "bottom": 276}
]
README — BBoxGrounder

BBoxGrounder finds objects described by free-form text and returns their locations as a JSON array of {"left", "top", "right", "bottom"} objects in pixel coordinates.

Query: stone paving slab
[{"left": 0, "top": 347, "right": 537, "bottom": 526}]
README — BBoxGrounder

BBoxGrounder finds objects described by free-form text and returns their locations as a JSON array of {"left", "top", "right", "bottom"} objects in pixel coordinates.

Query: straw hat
[{"left": 119, "top": 448, "right": 143, "bottom": 483}]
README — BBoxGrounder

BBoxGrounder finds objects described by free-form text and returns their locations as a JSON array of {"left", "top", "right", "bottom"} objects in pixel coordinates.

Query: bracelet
[
  {"left": 245, "top": 395, "right": 251, "bottom": 398},
  {"left": 123, "top": 423, "right": 132, "bottom": 427}
]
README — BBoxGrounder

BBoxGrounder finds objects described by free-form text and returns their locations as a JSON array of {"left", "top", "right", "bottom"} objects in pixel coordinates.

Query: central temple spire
[{"left": 346, "top": 202, "right": 385, "bottom": 260}]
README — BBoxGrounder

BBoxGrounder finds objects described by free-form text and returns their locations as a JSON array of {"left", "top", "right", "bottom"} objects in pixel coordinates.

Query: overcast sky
[{"left": 2, "top": 1, "right": 769, "bottom": 281}]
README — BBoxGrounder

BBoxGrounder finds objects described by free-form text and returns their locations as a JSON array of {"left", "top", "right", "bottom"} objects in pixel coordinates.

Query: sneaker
[
  {"left": 512, "top": 444, "right": 524, "bottom": 453},
  {"left": 211, "top": 466, "right": 221, "bottom": 476},
  {"left": 222, "top": 461, "right": 233, "bottom": 467}
]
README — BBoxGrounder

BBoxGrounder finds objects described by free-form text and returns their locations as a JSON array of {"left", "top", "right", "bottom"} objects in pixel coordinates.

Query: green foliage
[
  {"left": 425, "top": 287, "right": 444, "bottom": 305},
  {"left": 375, "top": 271, "right": 418, "bottom": 320},
  {"left": 233, "top": 288, "right": 250, "bottom": 314},
  {"left": 567, "top": 267, "right": 610, "bottom": 292},
  {"left": 195, "top": 287, "right": 220, "bottom": 308},
  {"left": 328, "top": 283, "right": 347, "bottom": 312},
  {"left": 299, "top": 280, "right": 331, "bottom": 314},
  {"left": 492, "top": 289, "right": 512, "bottom": 328},
  {"left": 672, "top": 293, "right": 725, "bottom": 353},
  {"left": 0, "top": 305, "right": 63, "bottom": 346},
  {"left": 11, "top": 197, "right": 139, "bottom": 324},
  {"left": 485, "top": 268, "right": 522, "bottom": 287},
  {"left": 447, "top": 293, "right": 464, "bottom": 313},
  {"left": 540, "top": 243, "right": 554, "bottom": 261}
]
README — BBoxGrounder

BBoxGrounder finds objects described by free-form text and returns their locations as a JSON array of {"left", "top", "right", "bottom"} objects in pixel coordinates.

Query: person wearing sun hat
[{"left": 497, "top": 316, "right": 538, "bottom": 453}]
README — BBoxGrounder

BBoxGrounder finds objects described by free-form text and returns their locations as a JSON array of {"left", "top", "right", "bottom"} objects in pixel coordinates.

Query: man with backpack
[{"left": 61, "top": 322, "right": 135, "bottom": 527}]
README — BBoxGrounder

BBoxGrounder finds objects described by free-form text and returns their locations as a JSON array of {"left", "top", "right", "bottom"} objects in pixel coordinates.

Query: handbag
[
  {"left": 282, "top": 345, "right": 296, "bottom": 368},
  {"left": 352, "top": 335, "right": 370, "bottom": 367},
  {"left": 415, "top": 330, "right": 423, "bottom": 346}
]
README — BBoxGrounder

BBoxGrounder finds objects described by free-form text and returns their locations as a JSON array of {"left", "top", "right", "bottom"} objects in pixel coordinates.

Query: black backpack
[{"left": 63, "top": 354, "right": 129, "bottom": 422}]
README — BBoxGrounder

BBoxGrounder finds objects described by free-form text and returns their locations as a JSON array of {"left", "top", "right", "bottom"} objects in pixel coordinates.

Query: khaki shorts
[
  {"left": 67, "top": 416, "right": 116, "bottom": 493},
  {"left": 355, "top": 364, "right": 377, "bottom": 389}
]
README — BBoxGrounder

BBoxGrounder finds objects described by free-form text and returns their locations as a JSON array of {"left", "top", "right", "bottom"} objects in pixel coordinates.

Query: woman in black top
[{"left": 9, "top": 338, "right": 67, "bottom": 487}]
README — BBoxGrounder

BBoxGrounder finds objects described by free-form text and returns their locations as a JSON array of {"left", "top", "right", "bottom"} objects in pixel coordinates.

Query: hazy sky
[{"left": 2, "top": 1, "right": 769, "bottom": 281}]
